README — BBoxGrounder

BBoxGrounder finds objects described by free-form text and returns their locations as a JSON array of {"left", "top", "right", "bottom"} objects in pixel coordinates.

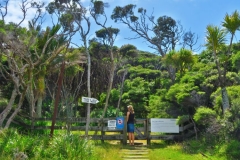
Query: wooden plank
[
  {"left": 133, "top": 127, "right": 144, "bottom": 131},
  {"left": 89, "top": 135, "right": 124, "bottom": 140},
  {"left": 135, "top": 127, "right": 144, "bottom": 138},
  {"left": 150, "top": 135, "right": 175, "bottom": 140},
  {"left": 183, "top": 123, "right": 194, "bottom": 131}
]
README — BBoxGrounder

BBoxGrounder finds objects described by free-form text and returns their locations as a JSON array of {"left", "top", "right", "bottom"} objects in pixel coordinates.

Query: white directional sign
[{"left": 82, "top": 97, "right": 99, "bottom": 104}]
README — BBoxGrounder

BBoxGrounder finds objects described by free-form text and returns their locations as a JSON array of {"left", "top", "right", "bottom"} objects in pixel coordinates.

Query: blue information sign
[{"left": 116, "top": 117, "right": 124, "bottom": 129}]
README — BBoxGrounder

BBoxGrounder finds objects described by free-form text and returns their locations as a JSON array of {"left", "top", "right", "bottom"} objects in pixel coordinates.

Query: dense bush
[
  {"left": 193, "top": 107, "right": 217, "bottom": 125},
  {"left": 0, "top": 129, "right": 94, "bottom": 160},
  {"left": 223, "top": 140, "right": 240, "bottom": 160}
]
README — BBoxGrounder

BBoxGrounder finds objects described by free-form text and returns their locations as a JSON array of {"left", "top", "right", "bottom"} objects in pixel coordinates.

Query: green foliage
[
  {"left": 95, "top": 27, "right": 120, "bottom": 39},
  {"left": 60, "top": 13, "right": 74, "bottom": 32},
  {"left": 110, "top": 88, "right": 120, "bottom": 103},
  {"left": 205, "top": 25, "right": 227, "bottom": 51},
  {"left": 224, "top": 140, "right": 240, "bottom": 159},
  {"left": 180, "top": 71, "right": 205, "bottom": 86},
  {"left": 197, "top": 50, "right": 215, "bottom": 63},
  {"left": 211, "top": 85, "right": 240, "bottom": 115},
  {"left": 91, "top": 106, "right": 123, "bottom": 118},
  {"left": 219, "top": 98, "right": 240, "bottom": 140},
  {"left": 121, "top": 77, "right": 152, "bottom": 118},
  {"left": 193, "top": 107, "right": 217, "bottom": 125},
  {"left": 166, "top": 83, "right": 198, "bottom": 104},
  {"left": 65, "top": 65, "right": 83, "bottom": 76},
  {"left": 181, "top": 137, "right": 226, "bottom": 159},
  {"left": 162, "top": 49, "right": 196, "bottom": 78},
  {"left": 119, "top": 44, "right": 137, "bottom": 58},
  {"left": 146, "top": 94, "right": 172, "bottom": 118},
  {"left": 0, "top": 129, "right": 94, "bottom": 160},
  {"left": 176, "top": 115, "right": 189, "bottom": 125},
  {"left": 128, "top": 65, "right": 160, "bottom": 80},
  {"left": 231, "top": 51, "right": 240, "bottom": 71}
]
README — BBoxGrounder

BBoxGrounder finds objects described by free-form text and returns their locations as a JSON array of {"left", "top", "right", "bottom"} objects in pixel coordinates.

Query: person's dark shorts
[{"left": 127, "top": 123, "right": 134, "bottom": 133}]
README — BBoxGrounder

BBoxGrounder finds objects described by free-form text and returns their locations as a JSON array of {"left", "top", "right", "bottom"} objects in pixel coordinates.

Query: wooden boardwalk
[{"left": 121, "top": 145, "right": 149, "bottom": 160}]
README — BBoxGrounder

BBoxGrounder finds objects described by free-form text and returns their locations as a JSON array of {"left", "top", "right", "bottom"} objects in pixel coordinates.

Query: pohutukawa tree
[
  {"left": 111, "top": 4, "right": 195, "bottom": 83},
  {"left": 90, "top": 0, "right": 120, "bottom": 119}
]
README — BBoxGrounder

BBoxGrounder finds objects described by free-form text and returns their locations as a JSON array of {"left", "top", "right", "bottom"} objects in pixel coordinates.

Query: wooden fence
[{"left": 19, "top": 117, "right": 195, "bottom": 145}]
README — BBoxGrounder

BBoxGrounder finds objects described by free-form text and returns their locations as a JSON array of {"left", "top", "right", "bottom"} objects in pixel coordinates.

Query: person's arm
[{"left": 126, "top": 111, "right": 130, "bottom": 122}]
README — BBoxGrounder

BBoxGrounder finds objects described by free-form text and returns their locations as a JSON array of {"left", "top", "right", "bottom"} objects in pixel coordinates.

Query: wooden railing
[{"left": 17, "top": 117, "right": 195, "bottom": 145}]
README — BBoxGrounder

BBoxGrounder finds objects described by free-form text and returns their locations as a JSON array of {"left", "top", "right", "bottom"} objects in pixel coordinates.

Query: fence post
[
  {"left": 146, "top": 118, "right": 150, "bottom": 145},
  {"left": 181, "top": 123, "right": 184, "bottom": 140},
  {"left": 123, "top": 116, "right": 127, "bottom": 145},
  {"left": 101, "top": 119, "right": 105, "bottom": 143}
]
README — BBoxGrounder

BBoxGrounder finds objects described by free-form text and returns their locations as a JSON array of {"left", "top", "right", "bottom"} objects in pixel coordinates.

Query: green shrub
[
  {"left": 0, "top": 129, "right": 95, "bottom": 160},
  {"left": 225, "top": 140, "right": 240, "bottom": 160},
  {"left": 194, "top": 107, "right": 217, "bottom": 125},
  {"left": 176, "top": 115, "right": 189, "bottom": 125}
]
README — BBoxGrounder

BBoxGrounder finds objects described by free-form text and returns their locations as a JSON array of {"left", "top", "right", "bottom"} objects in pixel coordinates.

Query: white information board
[
  {"left": 150, "top": 118, "right": 179, "bottom": 133},
  {"left": 108, "top": 120, "right": 116, "bottom": 130}
]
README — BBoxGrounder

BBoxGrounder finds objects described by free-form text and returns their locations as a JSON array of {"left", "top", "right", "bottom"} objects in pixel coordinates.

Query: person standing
[{"left": 126, "top": 105, "right": 135, "bottom": 145}]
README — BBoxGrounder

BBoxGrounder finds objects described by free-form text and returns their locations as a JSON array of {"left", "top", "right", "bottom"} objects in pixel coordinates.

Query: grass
[
  {"left": 148, "top": 141, "right": 225, "bottom": 160},
  {"left": 0, "top": 129, "right": 234, "bottom": 160},
  {"left": 93, "top": 142, "right": 123, "bottom": 160}
]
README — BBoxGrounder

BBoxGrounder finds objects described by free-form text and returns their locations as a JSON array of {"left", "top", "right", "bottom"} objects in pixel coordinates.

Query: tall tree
[
  {"left": 0, "top": 1, "right": 53, "bottom": 127},
  {"left": 47, "top": 0, "right": 91, "bottom": 135},
  {"left": 116, "top": 44, "right": 138, "bottom": 116},
  {"left": 111, "top": 5, "right": 183, "bottom": 56},
  {"left": 111, "top": 5, "right": 186, "bottom": 83},
  {"left": 182, "top": 30, "right": 199, "bottom": 51},
  {"left": 90, "top": 0, "right": 119, "bottom": 119},
  {"left": 222, "top": 10, "right": 240, "bottom": 56},
  {"left": 162, "top": 49, "right": 195, "bottom": 78},
  {"left": 206, "top": 10, "right": 240, "bottom": 114},
  {"left": 205, "top": 25, "right": 228, "bottom": 114}
]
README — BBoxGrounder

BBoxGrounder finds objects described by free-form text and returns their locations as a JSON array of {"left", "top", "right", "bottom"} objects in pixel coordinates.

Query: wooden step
[
  {"left": 120, "top": 144, "right": 149, "bottom": 160},
  {"left": 123, "top": 159, "right": 149, "bottom": 160},
  {"left": 122, "top": 155, "right": 148, "bottom": 158}
]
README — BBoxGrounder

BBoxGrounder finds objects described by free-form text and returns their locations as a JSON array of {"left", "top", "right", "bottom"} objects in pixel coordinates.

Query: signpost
[
  {"left": 82, "top": 97, "right": 99, "bottom": 104},
  {"left": 116, "top": 117, "right": 124, "bottom": 129}
]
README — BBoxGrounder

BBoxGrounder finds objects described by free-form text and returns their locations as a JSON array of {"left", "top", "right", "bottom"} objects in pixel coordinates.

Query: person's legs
[
  {"left": 131, "top": 133, "right": 135, "bottom": 145},
  {"left": 128, "top": 133, "right": 132, "bottom": 145},
  {"left": 127, "top": 124, "right": 135, "bottom": 145}
]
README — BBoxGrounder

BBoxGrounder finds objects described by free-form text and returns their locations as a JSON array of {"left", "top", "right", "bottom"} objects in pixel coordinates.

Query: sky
[{"left": 3, "top": 0, "right": 240, "bottom": 54}]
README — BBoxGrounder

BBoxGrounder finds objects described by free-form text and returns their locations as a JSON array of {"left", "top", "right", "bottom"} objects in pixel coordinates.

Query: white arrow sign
[{"left": 82, "top": 97, "right": 99, "bottom": 104}]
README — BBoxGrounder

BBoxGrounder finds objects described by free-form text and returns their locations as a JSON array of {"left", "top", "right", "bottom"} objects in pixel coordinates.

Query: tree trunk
[
  {"left": 26, "top": 70, "right": 36, "bottom": 118},
  {"left": 36, "top": 96, "right": 43, "bottom": 118},
  {"left": 50, "top": 62, "right": 65, "bottom": 137},
  {"left": 85, "top": 41, "right": 91, "bottom": 136},
  {"left": 212, "top": 50, "right": 230, "bottom": 114},
  {"left": 167, "top": 66, "right": 176, "bottom": 84},
  {"left": 4, "top": 88, "right": 27, "bottom": 128},
  {"left": 116, "top": 69, "right": 127, "bottom": 117},
  {"left": 221, "top": 87, "right": 230, "bottom": 114},
  {"left": 0, "top": 88, "right": 18, "bottom": 128},
  {"left": 101, "top": 60, "right": 116, "bottom": 118}
]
